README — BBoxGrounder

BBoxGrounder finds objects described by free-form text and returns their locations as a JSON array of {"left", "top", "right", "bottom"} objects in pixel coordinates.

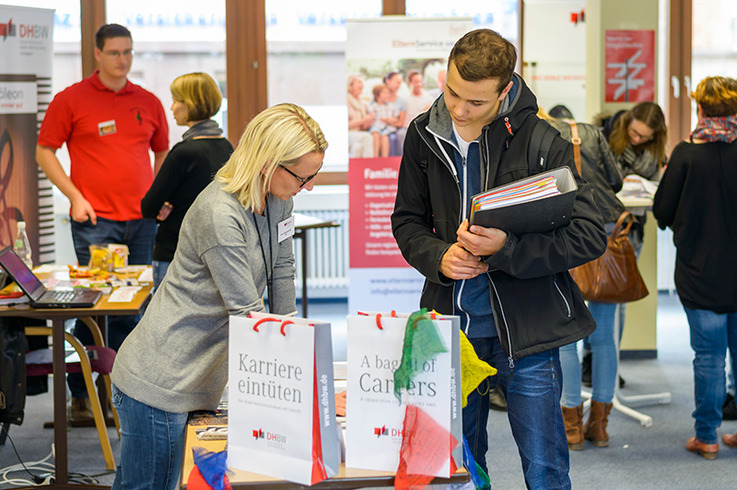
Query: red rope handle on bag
[
  {"left": 280, "top": 320, "right": 294, "bottom": 336},
  {"left": 375, "top": 314, "right": 383, "bottom": 330},
  {"left": 252, "top": 317, "right": 279, "bottom": 332}
]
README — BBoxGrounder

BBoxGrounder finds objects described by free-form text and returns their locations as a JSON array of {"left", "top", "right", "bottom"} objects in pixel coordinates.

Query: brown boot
[
  {"left": 584, "top": 400, "right": 613, "bottom": 447},
  {"left": 70, "top": 397, "right": 94, "bottom": 423},
  {"left": 561, "top": 405, "right": 584, "bottom": 450}
]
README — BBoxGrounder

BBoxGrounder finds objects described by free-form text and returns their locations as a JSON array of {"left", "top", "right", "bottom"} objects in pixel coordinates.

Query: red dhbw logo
[
  {"left": 374, "top": 425, "right": 388, "bottom": 437},
  {"left": 0, "top": 19, "right": 17, "bottom": 41},
  {"left": 252, "top": 428, "right": 264, "bottom": 440}
]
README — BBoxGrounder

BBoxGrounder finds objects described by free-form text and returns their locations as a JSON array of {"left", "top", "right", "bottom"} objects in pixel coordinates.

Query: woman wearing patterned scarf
[{"left": 653, "top": 76, "right": 737, "bottom": 460}]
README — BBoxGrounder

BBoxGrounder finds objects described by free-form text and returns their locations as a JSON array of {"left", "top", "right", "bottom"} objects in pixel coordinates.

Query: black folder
[{"left": 469, "top": 167, "right": 577, "bottom": 235}]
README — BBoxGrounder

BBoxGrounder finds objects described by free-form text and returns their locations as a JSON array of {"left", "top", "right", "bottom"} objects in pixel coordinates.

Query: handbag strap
[
  {"left": 568, "top": 121, "right": 582, "bottom": 176},
  {"left": 611, "top": 211, "right": 634, "bottom": 237}
]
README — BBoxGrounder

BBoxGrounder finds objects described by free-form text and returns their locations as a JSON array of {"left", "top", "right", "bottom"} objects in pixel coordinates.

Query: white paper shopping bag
[
  {"left": 227, "top": 313, "right": 339, "bottom": 485},
  {"left": 344, "top": 311, "right": 462, "bottom": 477}
]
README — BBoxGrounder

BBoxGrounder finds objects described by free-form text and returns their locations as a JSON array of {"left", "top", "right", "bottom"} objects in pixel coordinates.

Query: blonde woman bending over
[{"left": 110, "top": 103, "right": 328, "bottom": 490}]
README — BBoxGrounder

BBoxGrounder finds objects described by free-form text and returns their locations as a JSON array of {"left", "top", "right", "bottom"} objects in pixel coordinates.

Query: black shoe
[
  {"left": 619, "top": 375, "right": 626, "bottom": 389},
  {"left": 724, "top": 393, "right": 737, "bottom": 421},
  {"left": 489, "top": 386, "right": 507, "bottom": 412},
  {"left": 581, "top": 352, "right": 592, "bottom": 387}
]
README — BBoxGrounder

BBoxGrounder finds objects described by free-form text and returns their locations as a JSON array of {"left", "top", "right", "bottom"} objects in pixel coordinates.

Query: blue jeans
[
  {"left": 111, "top": 384, "right": 189, "bottom": 490},
  {"left": 152, "top": 260, "right": 171, "bottom": 289},
  {"left": 560, "top": 302, "right": 618, "bottom": 406},
  {"left": 684, "top": 306, "right": 737, "bottom": 444},
  {"left": 68, "top": 218, "right": 156, "bottom": 398},
  {"left": 464, "top": 337, "right": 570, "bottom": 489}
]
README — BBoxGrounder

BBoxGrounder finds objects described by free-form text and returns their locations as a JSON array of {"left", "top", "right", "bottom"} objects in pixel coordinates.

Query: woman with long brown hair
[{"left": 606, "top": 101, "right": 668, "bottom": 181}]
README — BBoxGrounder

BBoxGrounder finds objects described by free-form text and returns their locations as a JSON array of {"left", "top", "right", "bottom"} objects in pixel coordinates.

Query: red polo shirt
[{"left": 38, "top": 71, "right": 169, "bottom": 221}]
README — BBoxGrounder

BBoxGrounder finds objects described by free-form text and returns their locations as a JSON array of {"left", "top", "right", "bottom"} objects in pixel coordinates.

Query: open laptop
[{"left": 0, "top": 246, "right": 102, "bottom": 308}]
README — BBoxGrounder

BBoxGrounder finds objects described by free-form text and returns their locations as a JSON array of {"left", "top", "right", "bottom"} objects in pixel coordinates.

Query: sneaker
[
  {"left": 723, "top": 393, "right": 737, "bottom": 421},
  {"left": 70, "top": 397, "right": 94, "bottom": 422},
  {"left": 489, "top": 386, "right": 507, "bottom": 411}
]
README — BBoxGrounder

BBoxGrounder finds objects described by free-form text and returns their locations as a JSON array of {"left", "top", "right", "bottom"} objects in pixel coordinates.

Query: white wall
[{"left": 522, "top": 0, "right": 587, "bottom": 120}]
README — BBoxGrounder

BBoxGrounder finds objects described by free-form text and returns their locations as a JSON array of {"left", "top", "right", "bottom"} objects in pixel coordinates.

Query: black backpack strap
[{"left": 526, "top": 117, "right": 559, "bottom": 176}]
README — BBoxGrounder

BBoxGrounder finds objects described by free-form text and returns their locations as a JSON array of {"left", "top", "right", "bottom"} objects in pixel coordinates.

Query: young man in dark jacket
[{"left": 391, "top": 29, "right": 606, "bottom": 488}]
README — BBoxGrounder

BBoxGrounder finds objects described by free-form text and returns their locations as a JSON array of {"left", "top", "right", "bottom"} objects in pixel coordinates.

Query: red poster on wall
[
  {"left": 605, "top": 30, "right": 655, "bottom": 103},
  {"left": 347, "top": 157, "right": 408, "bottom": 269}
]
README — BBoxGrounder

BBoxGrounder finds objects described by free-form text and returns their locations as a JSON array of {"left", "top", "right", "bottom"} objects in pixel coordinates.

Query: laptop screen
[{"left": 0, "top": 246, "right": 45, "bottom": 301}]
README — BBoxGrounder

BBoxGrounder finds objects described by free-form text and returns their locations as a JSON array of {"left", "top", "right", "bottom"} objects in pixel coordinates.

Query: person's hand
[
  {"left": 363, "top": 113, "right": 376, "bottom": 129},
  {"left": 439, "top": 242, "right": 489, "bottom": 280},
  {"left": 157, "top": 202, "right": 173, "bottom": 221},
  {"left": 456, "top": 219, "right": 507, "bottom": 257},
  {"left": 70, "top": 196, "right": 97, "bottom": 225}
]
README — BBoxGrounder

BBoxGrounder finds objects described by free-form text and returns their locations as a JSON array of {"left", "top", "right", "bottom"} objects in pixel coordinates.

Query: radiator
[{"left": 293, "top": 209, "right": 349, "bottom": 297}]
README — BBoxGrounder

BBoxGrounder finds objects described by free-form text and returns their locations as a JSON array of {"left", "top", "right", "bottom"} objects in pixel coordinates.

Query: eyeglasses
[
  {"left": 279, "top": 164, "right": 319, "bottom": 188},
  {"left": 102, "top": 49, "right": 134, "bottom": 58},
  {"left": 627, "top": 124, "right": 654, "bottom": 143}
]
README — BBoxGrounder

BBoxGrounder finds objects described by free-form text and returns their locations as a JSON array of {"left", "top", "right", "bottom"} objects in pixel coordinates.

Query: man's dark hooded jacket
[{"left": 391, "top": 74, "right": 607, "bottom": 364}]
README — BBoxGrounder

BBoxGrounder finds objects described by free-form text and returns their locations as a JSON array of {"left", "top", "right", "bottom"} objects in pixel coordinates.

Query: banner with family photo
[{"left": 345, "top": 17, "right": 473, "bottom": 315}]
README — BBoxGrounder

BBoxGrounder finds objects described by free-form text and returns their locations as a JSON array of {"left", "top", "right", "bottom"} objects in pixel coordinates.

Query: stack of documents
[{"left": 469, "top": 167, "right": 578, "bottom": 235}]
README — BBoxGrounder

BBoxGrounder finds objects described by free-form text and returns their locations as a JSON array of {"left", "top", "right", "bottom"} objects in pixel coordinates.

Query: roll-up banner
[
  {"left": 345, "top": 17, "right": 472, "bottom": 314},
  {"left": 0, "top": 5, "right": 54, "bottom": 264}
]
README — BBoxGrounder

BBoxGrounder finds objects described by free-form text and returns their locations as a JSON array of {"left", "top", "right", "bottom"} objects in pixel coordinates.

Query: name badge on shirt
[
  {"left": 277, "top": 216, "right": 295, "bottom": 243},
  {"left": 98, "top": 120, "right": 117, "bottom": 136}
]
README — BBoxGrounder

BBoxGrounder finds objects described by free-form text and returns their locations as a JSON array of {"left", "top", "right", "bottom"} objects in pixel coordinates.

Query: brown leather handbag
[
  {"left": 569, "top": 211, "right": 649, "bottom": 303},
  {"left": 566, "top": 121, "right": 648, "bottom": 303}
]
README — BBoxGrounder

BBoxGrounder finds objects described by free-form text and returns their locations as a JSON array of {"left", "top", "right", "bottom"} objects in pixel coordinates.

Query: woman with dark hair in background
[
  {"left": 580, "top": 101, "right": 669, "bottom": 388},
  {"left": 653, "top": 76, "right": 737, "bottom": 460},
  {"left": 604, "top": 101, "right": 668, "bottom": 182}
]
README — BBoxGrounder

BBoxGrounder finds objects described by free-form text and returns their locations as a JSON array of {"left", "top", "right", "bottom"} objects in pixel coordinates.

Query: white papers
[
  {"left": 472, "top": 174, "right": 561, "bottom": 212},
  {"left": 107, "top": 286, "right": 141, "bottom": 302}
]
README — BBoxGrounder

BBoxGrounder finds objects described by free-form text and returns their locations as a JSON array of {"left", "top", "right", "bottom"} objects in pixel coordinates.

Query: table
[
  {"left": 293, "top": 213, "right": 340, "bottom": 317},
  {"left": 0, "top": 269, "right": 153, "bottom": 489},
  {"left": 180, "top": 424, "right": 468, "bottom": 489}
]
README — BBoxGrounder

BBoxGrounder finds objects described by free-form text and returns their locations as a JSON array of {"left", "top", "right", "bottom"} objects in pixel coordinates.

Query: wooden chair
[{"left": 25, "top": 317, "right": 119, "bottom": 470}]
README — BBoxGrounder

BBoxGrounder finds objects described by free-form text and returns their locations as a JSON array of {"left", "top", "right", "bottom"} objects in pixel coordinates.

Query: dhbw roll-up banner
[
  {"left": 0, "top": 5, "right": 54, "bottom": 264},
  {"left": 345, "top": 17, "right": 472, "bottom": 314}
]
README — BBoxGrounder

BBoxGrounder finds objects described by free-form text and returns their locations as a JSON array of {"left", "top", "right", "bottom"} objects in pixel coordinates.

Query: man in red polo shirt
[{"left": 36, "top": 24, "right": 169, "bottom": 421}]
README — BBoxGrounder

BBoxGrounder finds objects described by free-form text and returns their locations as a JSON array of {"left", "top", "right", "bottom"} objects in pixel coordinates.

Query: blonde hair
[
  {"left": 170, "top": 72, "right": 223, "bottom": 122},
  {"left": 347, "top": 74, "right": 362, "bottom": 93},
  {"left": 216, "top": 103, "right": 328, "bottom": 210},
  {"left": 691, "top": 76, "right": 737, "bottom": 117}
]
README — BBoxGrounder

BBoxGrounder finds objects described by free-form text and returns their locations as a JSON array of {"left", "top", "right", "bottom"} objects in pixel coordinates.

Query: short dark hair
[
  {"left": 95, "top": 24, "right": 132, "bottom": 50},
  {"left": 448, "top": 29, "right": 516, "bottom": 91},
  {"left": 549, "top": 105, "right": 574, "bottom": 120}
]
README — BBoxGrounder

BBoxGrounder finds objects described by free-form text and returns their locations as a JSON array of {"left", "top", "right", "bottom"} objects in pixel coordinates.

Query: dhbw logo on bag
[
  {"left": 373, "top": 425, "right": 409, "bottom": 438},
  {"left": 252, "top": 427, "right": 288, "bottom": 444}
]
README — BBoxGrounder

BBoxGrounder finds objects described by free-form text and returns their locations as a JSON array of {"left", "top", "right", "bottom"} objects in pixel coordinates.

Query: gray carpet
[{"left": 1, "top": 293, "right": 735, "bottom": 488}]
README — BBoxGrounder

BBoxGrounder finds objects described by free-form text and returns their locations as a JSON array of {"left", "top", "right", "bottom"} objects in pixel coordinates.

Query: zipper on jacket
[
  {"left": 553, "top": 278, "right": 572, "bottom": 318},
  {"left": 489, "top": 278, "right": 515, "bottom": 374}
]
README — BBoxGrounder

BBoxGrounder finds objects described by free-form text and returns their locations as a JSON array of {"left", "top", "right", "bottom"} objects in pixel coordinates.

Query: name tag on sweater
[{"left": 277, "top": 216, "right": 295, "bottom": 242}]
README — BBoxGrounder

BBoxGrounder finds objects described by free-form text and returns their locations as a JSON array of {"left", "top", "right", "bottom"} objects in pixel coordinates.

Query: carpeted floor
[{"left": 1, "top": 293, "right": 735, "bottom": 488}]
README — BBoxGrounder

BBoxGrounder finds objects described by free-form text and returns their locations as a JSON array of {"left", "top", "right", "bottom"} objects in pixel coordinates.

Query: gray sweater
[{"left": 111, "top": 181, "right": 297, "bottom": 413}]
